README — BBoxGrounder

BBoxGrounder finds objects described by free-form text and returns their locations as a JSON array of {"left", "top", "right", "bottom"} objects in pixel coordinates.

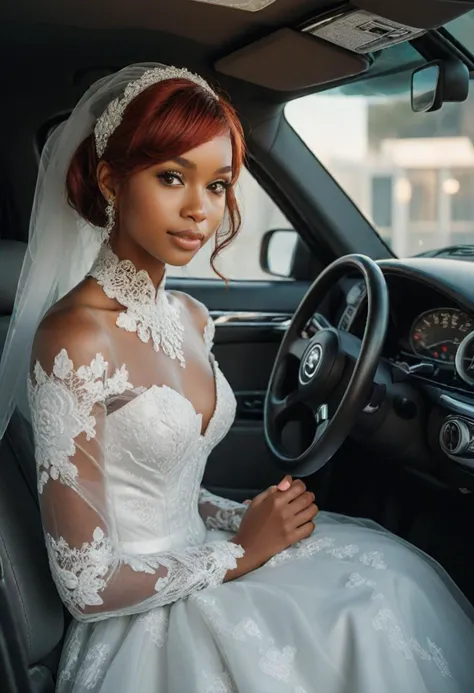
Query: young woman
[{"left": 0, "top": 63, "right": 473, "bottom": 693}]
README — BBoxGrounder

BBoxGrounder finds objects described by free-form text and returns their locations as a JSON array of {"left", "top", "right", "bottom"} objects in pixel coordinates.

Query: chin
[{"left": 163, "top": 249, "right": 201, "bottom": 267}]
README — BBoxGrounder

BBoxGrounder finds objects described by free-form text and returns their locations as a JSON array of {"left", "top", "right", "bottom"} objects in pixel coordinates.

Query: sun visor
[{"left": 214, "top": 28, "right": 370, "bottom": 92}]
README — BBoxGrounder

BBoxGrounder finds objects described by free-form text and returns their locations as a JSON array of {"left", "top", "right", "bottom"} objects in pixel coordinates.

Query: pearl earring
[{"left": 102, "top": 196, "right": 116, "bottom": 243}]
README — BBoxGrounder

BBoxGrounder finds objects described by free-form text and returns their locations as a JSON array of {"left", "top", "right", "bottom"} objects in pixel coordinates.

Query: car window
[
  {"left": 167, "top": 166, "right": 294, "bottom": 280},
  {"left": 285, "top": 43, "right": 474, "bottom": 258}
]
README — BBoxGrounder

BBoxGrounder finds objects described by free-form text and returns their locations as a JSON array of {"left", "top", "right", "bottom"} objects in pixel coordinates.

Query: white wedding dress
[{"left": 28, "top": 244, "right": 474, "bottom": 693}]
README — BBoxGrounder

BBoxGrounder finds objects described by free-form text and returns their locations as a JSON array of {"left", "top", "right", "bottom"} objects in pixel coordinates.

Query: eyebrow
[{"left": 172, "top": 157, "right": 232, "bottom": 176}]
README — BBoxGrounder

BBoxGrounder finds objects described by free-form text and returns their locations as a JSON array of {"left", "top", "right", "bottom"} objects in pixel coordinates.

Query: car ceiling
[
  {"left": 2, "top": 1, "right": 474, "bottom": 70},
  {"left": 3, "top": 0, "right": 474, "bottom": 41},
  {"left": 1, "top": 0, "right": 473, "bottom": 242}
]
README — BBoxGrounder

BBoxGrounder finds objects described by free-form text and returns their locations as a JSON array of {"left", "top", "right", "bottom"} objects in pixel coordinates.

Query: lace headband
[{"left": 94, "top": 66, "right": 217, "bottom": 158}]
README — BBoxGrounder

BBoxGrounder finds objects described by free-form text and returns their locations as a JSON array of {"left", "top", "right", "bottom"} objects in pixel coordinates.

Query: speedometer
[{"left": 410, "top": 308, "right": 473, "bottom": 363}]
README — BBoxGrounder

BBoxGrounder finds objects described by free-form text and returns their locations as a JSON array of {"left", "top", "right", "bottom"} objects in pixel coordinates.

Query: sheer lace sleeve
[
  {"left": 28, "top": 339, "right": 244, "bottom": 623},
  {"left": 198, "top": 488, "right": 248, "bottom": 533},
  {"left": 203, "top": 314, "right": 215, "bottom": 353}
]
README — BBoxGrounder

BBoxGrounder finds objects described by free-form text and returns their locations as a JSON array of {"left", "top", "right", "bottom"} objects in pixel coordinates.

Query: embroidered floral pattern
[
  {"left": 345, "top": 572, "right": 383, "bottom": 600},
  {"left": 137, "top": 608, "right": 169, "bottom": 647},
  {"left": 29, "top": 348, "right": 132, "bottom": 493},
  {"left": 372, "top": 609, "right": 451, "bottom": 678},
  {"left": 191, "top": 594, "right": 308, "bottom": 688},
  {"left": 359, "top": 550, "right": 387, "bottom": 570},
  {"left": 46, "top": 527, "right": 114, "bottom": 611},
  {"left": 148, "top": 542, "right": 244, "bottom": 606},
  {"left": 264, "top": 534, "right": 452, "bottom": 680},
  {"left": 57, "top": 623, "right": 87, "bottom": 686},
  {"left": 259, "top": 642, "right": 296, "bottom": 682},
  {"left": 76, "top": 642, "right": 111, "bottom": 689},
  {"left": 89, "top": 244, "right": 185, "bottom": 366},
  {"left": 198, "top": 488, "right": 247, "bottom": 533},
  {"left": 202, "top": 671, "right": 238, "bottom": 693},
  {"left": 266, "top": 536, "right": 336, "bottom": 568}
]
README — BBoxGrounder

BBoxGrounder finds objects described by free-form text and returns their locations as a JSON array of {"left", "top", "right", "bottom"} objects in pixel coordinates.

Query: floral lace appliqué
[
  {"left": 46, "top": 527, "right": 113, "bottom": 611},
  {"left": 202, "top": 671, "right": 238, "bottom": 693},
  {"left": 57, "top": 623, "right": 87, "bottom": 687},
  {"left": 29, "top": 349, "right": 132, "bottom": 493},
  {"left": 137, "top": 608, "right": 169, "bottom": 647},
  {"left": 192, "top": 594, "right": 307, "bottom": 689},
  {"left": 372, "top": 608, "right": 451, "bottom": 679},
  {"left": 76, "top": 642, "right": 111, "bottom": 689},
  {"left": 148, "top": 541, "right": 244, "bottom": 606},
  {"left": 199, "top": 488, "right": 247, "bottom": 533},
  {"left": 89, "top": 243, "right": 185, "bottom": 366},
  {"left": 345, "top": 572, "right": 383, "bottom": 600}
]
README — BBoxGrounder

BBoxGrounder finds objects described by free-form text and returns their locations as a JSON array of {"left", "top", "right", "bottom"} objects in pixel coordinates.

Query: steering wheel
[{"left": 264, "top": 254, "right": 389, "bottom": 476}]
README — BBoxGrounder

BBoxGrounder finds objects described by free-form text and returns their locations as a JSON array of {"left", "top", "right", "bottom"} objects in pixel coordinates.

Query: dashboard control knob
[{"left": 440, "top": 419, "right": 471, "bottom": 456}]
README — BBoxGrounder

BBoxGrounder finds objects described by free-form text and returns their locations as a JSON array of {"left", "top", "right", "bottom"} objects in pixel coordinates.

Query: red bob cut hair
[{"left": 66, "top": 77, "right": 245, "bottom": 278}]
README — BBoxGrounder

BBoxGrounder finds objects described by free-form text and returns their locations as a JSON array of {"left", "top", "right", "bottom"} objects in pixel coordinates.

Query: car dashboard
[
  {"left": 335, "top": 258, "right": 474, "bottom": 394},
  {"left": 310, "top": 257, "right": 474, "bottom": 491}
]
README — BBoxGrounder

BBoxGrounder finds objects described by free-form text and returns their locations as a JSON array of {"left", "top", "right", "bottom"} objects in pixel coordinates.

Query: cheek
[
  {"left": 121, "top": 179, "right": 166, "bottom": 229},
  {"left": 208, "top": 195, "right": 227, "bottom": 229}
]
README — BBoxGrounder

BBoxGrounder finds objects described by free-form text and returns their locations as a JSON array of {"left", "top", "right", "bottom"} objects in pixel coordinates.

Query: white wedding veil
[{"left": 0, "top": 63, "right": 173, "bottom": 438}]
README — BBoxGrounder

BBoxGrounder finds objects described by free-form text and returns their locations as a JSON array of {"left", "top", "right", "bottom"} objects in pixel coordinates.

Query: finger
[
  {"left": 287, "top": 491, "right": 316, "bottom": 515},
  {"left": 243, "top": 500, "right": 251, "bottom": 505},
  {"left": 277, "top": 475, "right": 292, "bottom": 492},
  {"left": 252, "top": 485, "right": 278, "bottom": 506},
  {"left": 293, "top": 520, "right": 316, "bottom": 542},
  {"left": 293, "top": 503, "right": 319, "bottom": 528},
  {"left": 279, "top": 478, "right": 307, "bottom": 503}
]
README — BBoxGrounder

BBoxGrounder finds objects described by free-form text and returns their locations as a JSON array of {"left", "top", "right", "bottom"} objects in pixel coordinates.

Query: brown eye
[
  {"left": 158, "top": 171, "right": 184, "bottom": 186},
  {"left": 209, "top": 180, "right": 230, "bottom": 195}
]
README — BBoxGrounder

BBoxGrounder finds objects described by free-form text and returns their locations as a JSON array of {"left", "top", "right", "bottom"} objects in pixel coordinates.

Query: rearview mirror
[
  {"left": 260, "top": 229, "right": 298, "bottom": 278},
  {"left": 411, "top": 63, "right": 441, "bottom": 113},
  {"left": 411, "top": 60, "right": 469, "bottom": 113}
]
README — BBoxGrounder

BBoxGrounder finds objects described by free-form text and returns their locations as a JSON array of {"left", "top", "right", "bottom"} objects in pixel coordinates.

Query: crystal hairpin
[{"left": 94, "top": 66, "right": 218, "bottom": 158}]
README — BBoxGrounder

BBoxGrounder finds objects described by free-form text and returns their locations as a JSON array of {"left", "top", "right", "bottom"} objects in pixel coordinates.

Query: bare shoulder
[
  {"left": 31, "top": 304, "right": 112, "bottom": 376},
  {"left": 168, "top": 290, "right": 209, "bottom": 332}
]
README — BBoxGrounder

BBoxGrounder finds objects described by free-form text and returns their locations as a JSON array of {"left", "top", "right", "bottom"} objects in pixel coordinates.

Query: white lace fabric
[
  {"left": 28, "top": 263, "right": 246, "bottom": 622},
  {"left": 198, "top": 488, "right": 247, "bottom": 533},
  {"left": 89, "top": 244, "right": 186, "bottom": 366}
]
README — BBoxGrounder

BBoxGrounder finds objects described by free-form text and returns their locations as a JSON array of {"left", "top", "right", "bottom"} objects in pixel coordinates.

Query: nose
[{"left": 181, "top": 189, "right": 207, "bottom": 225}]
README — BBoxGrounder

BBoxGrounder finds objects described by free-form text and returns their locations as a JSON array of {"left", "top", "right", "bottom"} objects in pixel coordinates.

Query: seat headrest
[{"left": 0, "top": 240, "right": 27, "bottom": 315}]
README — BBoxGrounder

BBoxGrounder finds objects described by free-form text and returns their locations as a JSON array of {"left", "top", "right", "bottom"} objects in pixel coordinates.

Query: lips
[{"left": 167, "top": 229, "right": 204, "bottom": 252}]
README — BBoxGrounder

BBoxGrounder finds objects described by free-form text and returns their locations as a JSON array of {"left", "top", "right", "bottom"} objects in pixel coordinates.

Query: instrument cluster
[{"left": 409, "top": 308, "right": 473, "bottom": 364}]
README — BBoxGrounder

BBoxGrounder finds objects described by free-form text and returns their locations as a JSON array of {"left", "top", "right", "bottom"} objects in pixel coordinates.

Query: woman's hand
[{"left": 225, "top": 476, "right": 318, "bottom": 581}]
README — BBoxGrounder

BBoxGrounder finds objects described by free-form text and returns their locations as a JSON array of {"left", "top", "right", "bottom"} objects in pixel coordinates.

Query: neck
[{"left": 108, "top": 235, "right": 166, "bottom": 290}]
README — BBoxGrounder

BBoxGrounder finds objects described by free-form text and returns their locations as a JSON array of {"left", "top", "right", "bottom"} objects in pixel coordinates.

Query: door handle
[{"left": 236, "top": 391, "right": 265, "bottom": 419}]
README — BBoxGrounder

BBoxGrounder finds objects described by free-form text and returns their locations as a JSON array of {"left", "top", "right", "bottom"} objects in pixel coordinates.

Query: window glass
[{"left": 285, "top": 42, "right": 474, "bottom": 257}]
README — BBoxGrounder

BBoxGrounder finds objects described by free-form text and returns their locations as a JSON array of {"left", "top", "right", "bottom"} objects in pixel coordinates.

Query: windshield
[
  {"left": 445, "top": 9, "right": 474, "bottom": 54},
  {"left": 285, "top": 42, "right": 474, "bottom": 258}
]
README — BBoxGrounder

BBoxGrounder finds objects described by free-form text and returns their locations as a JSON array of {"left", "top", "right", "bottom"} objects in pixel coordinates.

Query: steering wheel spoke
[
  {"left": 269, "top": 390, "right": 303, "bottom": 420},
  {"left": 288, "top": 337, "right": 309, "bottom": 362},
  {"left": 314, "top": 403, "right": 330, "bottom": 442}
]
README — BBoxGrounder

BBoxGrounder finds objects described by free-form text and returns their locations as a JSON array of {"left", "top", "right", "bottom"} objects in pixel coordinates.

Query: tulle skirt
[{"left": 56, "top": 512, "right": 474, "bottom": 693}]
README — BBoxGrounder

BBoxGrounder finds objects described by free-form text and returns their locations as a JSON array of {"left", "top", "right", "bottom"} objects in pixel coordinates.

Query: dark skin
[{"left": 32, "top": 133, "right": 318, "bottom": 580}]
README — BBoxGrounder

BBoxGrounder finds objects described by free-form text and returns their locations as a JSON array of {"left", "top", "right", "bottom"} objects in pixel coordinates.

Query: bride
[{"left": 0, "top": 63, "right": 473, "bottom": 693}]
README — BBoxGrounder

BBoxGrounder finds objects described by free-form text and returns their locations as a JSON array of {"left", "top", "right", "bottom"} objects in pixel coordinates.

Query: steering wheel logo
[{"left": 300, "top": 344, "right": 323, "bottom": 383}]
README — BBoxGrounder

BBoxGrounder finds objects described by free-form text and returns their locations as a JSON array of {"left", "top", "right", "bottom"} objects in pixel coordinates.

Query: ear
[{"left": 97, "top": 161, "right": 116, "bottom": 201}]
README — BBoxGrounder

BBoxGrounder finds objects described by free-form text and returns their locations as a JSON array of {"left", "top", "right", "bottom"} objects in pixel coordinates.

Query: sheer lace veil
[{"left": 0, "top": 63, "right": 171, "bottom": 438}]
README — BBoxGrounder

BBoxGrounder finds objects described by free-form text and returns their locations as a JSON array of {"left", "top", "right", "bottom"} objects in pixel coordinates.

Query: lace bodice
[{"left": 28, "top": 248, "right": 248, "bottom": 622}]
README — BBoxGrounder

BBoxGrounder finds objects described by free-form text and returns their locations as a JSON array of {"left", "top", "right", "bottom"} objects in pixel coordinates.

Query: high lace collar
[{"left": 89, "top": 244, "right": 185, "bottom": 367}]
